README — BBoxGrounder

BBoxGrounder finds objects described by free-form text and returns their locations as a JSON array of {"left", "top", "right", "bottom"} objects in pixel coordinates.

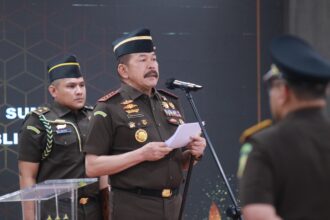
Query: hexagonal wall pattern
[
  {"left": 8, "top": 72, "right": 43, "bottom": 93},
  {"left": 0, "top": 2, "right": 119, "bottom": 219},
  {"left": 0, "top": 84, "right": 3, "bottom": 105},
  {"left": 0, "top": 61, "right": 4, "bottom": 80},
  {"left": 4, "top": 21, "right": 25, "bottom": 47},
  {"left": 0, "top": 150, "right": 4, "bottom": 170},
  {"left": 0, "top": 170, "right": 18, "bottom": 192},
  {"left": 0, "top": 0, "right": 284, "bottom": 219},
  {"left": 0, "top": 41, "right": 21, "bottom": 61},
  {"left": 5, "top": 53, "right": 24, "bottom": 79}
]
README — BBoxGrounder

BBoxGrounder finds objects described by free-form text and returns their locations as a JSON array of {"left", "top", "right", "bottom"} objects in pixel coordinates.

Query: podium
[{"left": 0, "top": 178, "right": 97, "bottom": 220}]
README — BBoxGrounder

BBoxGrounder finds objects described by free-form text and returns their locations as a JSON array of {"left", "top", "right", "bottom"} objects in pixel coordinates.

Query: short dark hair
[
  {"left": 288, "top": 80, "right": 328, "bottom": 100},
  {"left": 116, "top": 54, "right": 132, "bottom": 81},
  {"left": 117, "top": 54, "right": 132, "bottom": 66}
]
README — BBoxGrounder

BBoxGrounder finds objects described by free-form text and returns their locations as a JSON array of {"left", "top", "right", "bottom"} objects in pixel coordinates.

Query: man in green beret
[
  {"left": 239, "top": 35, "right": 330, "bottom": 220},
  {"left": 18, "top": 55, "right": 108, "bottom": 220},
  {"left": 84, "top": 28, "right": 206, "bottom": 220}
]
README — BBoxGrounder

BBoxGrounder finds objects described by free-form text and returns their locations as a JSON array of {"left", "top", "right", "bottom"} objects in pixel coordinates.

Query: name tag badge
[{"left": 56, "top": 128, "right": 72, "bottom": 134}]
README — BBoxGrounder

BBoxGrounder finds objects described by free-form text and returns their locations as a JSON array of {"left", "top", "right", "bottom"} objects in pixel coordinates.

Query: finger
[
  {"left": 190, "top": 151, "right": 200, "bottom": 157},
  {"left": 192, "top": 139, "right": 206, "bottom": 147},
  {"left": 156, "top": 142, "right": 168, "bottom": 148},
  {"left": 159, "top": 147, "right": 173, "bottom": 153},
  {"left": 189, "top": 135, "right": 200, "bottom": 141},
  {"left": 189, "top": 142, "right": 203, "bottom": 149}
]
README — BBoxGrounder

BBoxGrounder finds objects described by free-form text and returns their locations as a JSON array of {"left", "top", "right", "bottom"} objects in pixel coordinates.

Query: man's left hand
[{"left": 186, "top": 135, "right": 206, "bottom": 158}]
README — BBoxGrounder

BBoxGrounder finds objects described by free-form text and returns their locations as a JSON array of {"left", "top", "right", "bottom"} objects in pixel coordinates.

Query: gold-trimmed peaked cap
[
  {"left": 264, "top": 35, "right": 330, "bottom": 83},
  {"left": 47, "top": 54, "right": 82, "bottom": 83},
  {"left": 112, "top": 28, "right": 154, "bottom": 60}
]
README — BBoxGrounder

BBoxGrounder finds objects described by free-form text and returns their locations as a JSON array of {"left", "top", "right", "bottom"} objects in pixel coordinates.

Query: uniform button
[{"left": 157, "top": 123, "right": 161, "bottom": 127}]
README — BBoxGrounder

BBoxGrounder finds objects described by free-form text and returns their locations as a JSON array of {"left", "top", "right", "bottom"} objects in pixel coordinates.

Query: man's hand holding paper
[
  {"left": 186, "top": 135, "right": 206, "bottom": 159},
  {"left": 165, "top": 122, "right": 202, "bottom": 148},
  {"left": 165, "top": 122, "right": 206, "bottom": 159}
]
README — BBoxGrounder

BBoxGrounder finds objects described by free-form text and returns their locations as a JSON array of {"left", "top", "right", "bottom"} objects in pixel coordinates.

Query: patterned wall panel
[{"left": 0, "top": 0, "right": 283, "bottom": 219}]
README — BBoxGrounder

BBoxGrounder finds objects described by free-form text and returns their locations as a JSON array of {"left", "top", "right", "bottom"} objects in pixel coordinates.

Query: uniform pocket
[
  {"left": 53, "top": 132, "right": 77, "bottom": 146},
  {"left": 49, "top": 129, "right": 80, "bottom": 164}
]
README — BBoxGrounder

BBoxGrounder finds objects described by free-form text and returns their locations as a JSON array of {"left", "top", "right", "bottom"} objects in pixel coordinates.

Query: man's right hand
[
  {"left": 86, "top": 143, "right": 173, "bottom": 177},
  {"left": 141, "top": 142, "right": 173, "bottom": 161}
]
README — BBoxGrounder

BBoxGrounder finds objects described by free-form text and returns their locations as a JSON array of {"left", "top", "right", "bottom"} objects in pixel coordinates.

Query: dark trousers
[
  {"left": 40, "top": 196, "right": 102, "bottom": 220},
  {"left": 110, "top": 190, "right": 181, "bottom": 220}
]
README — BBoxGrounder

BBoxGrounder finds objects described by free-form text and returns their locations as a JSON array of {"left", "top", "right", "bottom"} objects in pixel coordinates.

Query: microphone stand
[{"left": 177, "top": 88, "right": 242, "bottom": 220}]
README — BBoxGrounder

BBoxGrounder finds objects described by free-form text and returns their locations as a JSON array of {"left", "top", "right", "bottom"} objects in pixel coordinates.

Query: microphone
[{"left": 165, "top": 78, "right": 203, "bottom": 91}]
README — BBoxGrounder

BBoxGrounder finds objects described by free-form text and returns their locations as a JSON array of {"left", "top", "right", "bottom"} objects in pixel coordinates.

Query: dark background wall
[
  {"left": 0, "top": 0, "right": 284, "bottom": 219},
  {"left": 283, "top": 0, "right": 330, "bottom": 115}
]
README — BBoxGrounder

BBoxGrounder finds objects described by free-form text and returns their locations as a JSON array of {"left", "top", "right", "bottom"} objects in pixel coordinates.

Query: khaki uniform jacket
[
  {"left": 240, "top": 107, "right": 330, "bottom": 219},
  {"left": 84, "top": 84, "right": 186, "bottom": 190},
  {"left": 18, "top": 102, "right": 98, "bottom": 196}
]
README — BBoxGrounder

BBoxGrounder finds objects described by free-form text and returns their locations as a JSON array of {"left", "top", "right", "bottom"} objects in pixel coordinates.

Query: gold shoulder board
[
  {"left": 32, "top": 107, "right": 50, "bottom": 116},
  {"left": 158, "top": 89, "right": 178, "bottom": 99},
  {"left": 239, "top": 119, "right": 272, "bottom": 143},
  {"left": 98, "top": 90, "right": 119, "bottom": 102}
]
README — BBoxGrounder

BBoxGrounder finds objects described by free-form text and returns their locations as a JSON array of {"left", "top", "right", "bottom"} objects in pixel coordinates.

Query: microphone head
[{"left": 165, "top": 78, "right": 176, "bottom": 90}]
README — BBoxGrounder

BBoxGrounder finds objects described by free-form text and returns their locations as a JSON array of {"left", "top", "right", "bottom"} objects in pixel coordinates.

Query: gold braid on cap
[
  {"left": 113, "top": 36, "right": 152, "bottom": 52},
  {"left": 48, "top": 62, "right": 80, "bottom": 73}
]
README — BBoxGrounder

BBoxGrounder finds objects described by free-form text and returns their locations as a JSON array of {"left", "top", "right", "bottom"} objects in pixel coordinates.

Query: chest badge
[
  {"left": 162, "top": 102, "right": 169, "bottom": 109},
  {"left": 141, "top": 119, "right": 148, "bottom": 126},
  {"left": 128, "top": 122, "right": 136, "bottom": 128},
  {"left": 122, "top": 100, "right": 141, "bottom": 115},
  {"left": 56, "top": 124, "right": 66, "bottom": 129},
  {"left": 168, "top": 102, "right": 175, "bottom": 109},
  {"left": 55, "top": 128, "right": 72, "bottom": 134},
  {"left": 126, "top": 108, "right": 140, "bottom": 114},
  {"left": 168, "top": 118, "right": 178, "bottom": 124},
  {"left": 135, "top": 129, "right": 148, "bottom": 143},
  {"left": 123, "top": 103, "right": 138, "bottom": 110},
  {"left": 121, "top": 100, "right": 133, "bottom": 105}
]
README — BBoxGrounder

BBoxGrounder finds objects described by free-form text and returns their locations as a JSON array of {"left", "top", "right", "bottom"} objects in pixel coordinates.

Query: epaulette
[
  {"left": 239, "top": 119, "right": 272, "bottom": 143},
  {"left": 31, "top": 106, "right": 50, "bottom": 116},
  {"left": 84, "top": 105, "right": 94, "bottom": 111},
  {"left": 98, "top": 90, "right": 119, "bottom": 102},
  {"left": 158, "top": 89, "right": 178, "bottom": 99}
]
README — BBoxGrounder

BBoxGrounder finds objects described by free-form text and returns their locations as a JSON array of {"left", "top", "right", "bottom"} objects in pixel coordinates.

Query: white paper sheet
[{"left": 165, "top": 122, "right": 202, "bottom": 148}]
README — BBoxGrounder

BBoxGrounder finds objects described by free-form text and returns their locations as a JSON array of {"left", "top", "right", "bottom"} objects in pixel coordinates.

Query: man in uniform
[
  {"left": 18, "top": 55, "right": 108, "bottom": 220},
  {"left": 239, "top": 35, "right": 330, "bottom": 220},
  {"left": 84, "top": 28, "right": 206, "bottom": 220}
]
